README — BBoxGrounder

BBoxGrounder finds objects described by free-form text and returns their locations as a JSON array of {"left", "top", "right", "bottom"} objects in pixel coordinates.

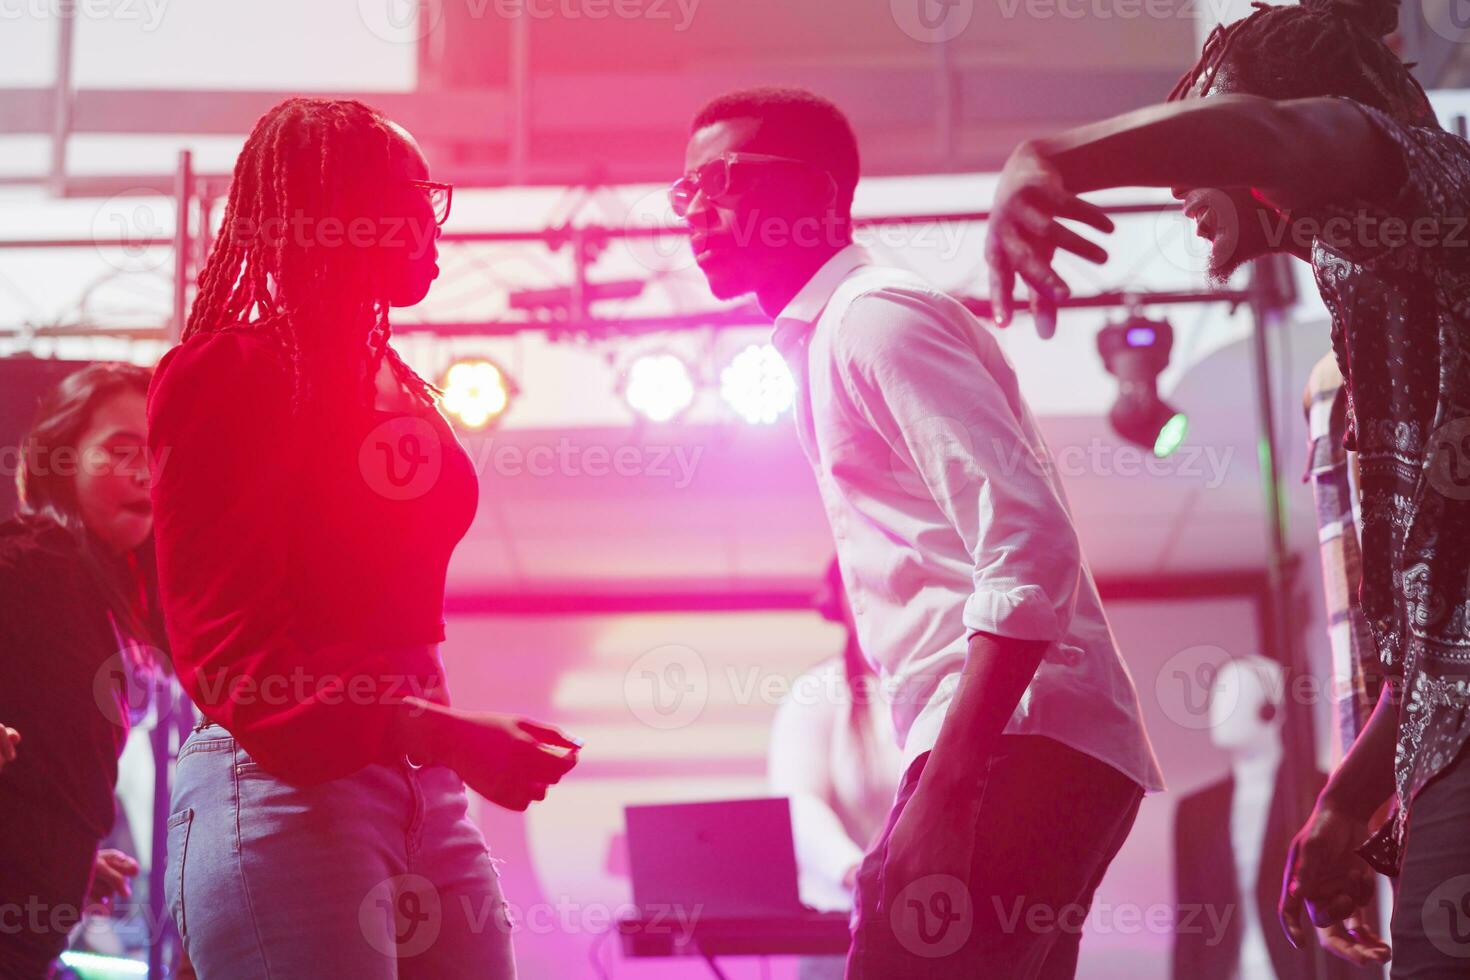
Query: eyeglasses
[
  {"left": 668, "top": 153, "right": 834, "bottom": 218},
  {"left": 409, "top": 179, "right": 453, "bottom": 226}
]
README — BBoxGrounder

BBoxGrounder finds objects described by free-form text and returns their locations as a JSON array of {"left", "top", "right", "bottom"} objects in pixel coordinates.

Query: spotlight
[
  {"left": 720, "top": 343, "right": 795, "bottom": 425},
  {"left": 1096, "top": 315, "right": 1188, "bottom": 458},
  {"left": 623, "top": 352, "right": 696, "bottom": 422},
  {"left": 440, "top": 358, "right": 515, "bottom": 429}
]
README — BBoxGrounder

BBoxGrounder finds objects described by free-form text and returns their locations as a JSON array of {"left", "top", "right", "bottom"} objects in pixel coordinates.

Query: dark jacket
[
  {"left": 0, "top": 515, "right": 139, "bottom": 974},
  {"left": 1172, "top": 764, "right": 1378, "bottom": 980}
]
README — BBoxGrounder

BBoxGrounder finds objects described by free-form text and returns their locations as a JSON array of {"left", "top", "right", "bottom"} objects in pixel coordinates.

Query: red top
[{"left": 147, "top": 329, "right": 478, "bottom": 784}]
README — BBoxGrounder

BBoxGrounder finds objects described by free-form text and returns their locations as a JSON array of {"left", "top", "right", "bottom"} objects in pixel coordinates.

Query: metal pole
[
  {"left": 146, "top": 683, "right": 174, "bottom": 980},
  {"left": 48, "top": 2, "right": 76, "bottom": 195},
  {"left": 170, "top": 150, "right": 194, "bottom": 344},
  {"left": 1247, "top": 253, "right": 1326, "bottom": 980},
  {"left": 509, "top": 9, "right": 531, "bottom": 184},
  {"left": 934, "top": 35, "right": 957, "bottom": 165}
]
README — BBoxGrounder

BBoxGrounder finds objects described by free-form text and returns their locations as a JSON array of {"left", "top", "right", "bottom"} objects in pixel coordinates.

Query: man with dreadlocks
[
  {"left": 984, "top": 0, "right": 1470, "bottom": 973},
  {"left": 147, "top": 97, "right": 579, "bottom": 977}
]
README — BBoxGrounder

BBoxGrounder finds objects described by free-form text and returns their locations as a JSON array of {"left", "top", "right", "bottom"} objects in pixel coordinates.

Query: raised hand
[{"left": 985, "top": 143, "right": 1114, "bottom": 339}]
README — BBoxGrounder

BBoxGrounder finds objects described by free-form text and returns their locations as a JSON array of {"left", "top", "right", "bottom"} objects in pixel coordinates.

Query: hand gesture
[{"left": 985, "top": 143, "right": 1113, "bottom": 338}]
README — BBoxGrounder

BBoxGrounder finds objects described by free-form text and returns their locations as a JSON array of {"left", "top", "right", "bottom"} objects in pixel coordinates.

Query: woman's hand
[
  {"left": 401, "top": 698, "right": 580, "bottom": 812},
  {"left": 985, "top": 142, "right": 1114, "bottom": 338},
  {"left": 87, "top": 849, "right": 140, "bottom": 913},
  {"left": 0, "top": 725, "right": 17, "bottom": 773},
  {"left": 1278, "top": 802, "right": 1382, "bottom": 957}
]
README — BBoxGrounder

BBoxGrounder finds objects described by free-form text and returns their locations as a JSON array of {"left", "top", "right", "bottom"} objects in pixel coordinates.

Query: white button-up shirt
[{"left": 772, "top": 245, "right": 1164, "bottom": 792}]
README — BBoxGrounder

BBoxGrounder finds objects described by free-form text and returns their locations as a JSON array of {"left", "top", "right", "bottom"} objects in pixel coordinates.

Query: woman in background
[
  {"left": 0, "top": 363, "right": 159, "bottom": 978},
  {"left": 768, "top": 561, "right": 903, "bottom": 980}
]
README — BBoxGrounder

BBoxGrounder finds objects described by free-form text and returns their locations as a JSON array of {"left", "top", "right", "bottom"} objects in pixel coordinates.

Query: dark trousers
[
  {"left": 1391, "top": 740, "right": 1470, "bottom": 978},
  {"left": 0, "top": 830, "right": 95, "bottom": 980},
  {"left": 846, "top": 734, "right": 1143, "bottom": 980}
]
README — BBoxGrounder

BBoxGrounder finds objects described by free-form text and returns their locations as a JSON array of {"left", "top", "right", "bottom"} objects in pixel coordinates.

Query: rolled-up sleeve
[
  {"left": 832, "top": 288, "right": 1082, "bottom": 644},
  {"left": 148, "top": 332, "right": 432, "bottom": 783}
]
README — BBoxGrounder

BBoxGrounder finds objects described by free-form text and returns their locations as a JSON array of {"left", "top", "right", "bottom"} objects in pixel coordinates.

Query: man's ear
[{"left": 813, "top": 171, "right": 838, "bottom": 207}]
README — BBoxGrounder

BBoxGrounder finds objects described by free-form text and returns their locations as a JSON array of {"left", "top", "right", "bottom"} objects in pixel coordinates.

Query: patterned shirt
[{"left": 1306, "top": 98, "right": 1470, "bottom": 874}]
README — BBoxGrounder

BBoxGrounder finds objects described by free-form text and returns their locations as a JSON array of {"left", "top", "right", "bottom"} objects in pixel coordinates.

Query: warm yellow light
[{"left": 441, "top": 358, "right": 513, "bottom": 429}]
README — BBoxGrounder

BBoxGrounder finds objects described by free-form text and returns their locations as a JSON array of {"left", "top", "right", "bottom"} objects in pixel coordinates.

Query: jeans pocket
[{"left": 164, "top": 808, "right": 195, "bottom": 942}]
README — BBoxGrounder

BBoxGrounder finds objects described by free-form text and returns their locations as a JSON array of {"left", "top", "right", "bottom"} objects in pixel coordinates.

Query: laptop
[{"left": 624, "top": 797, "right": 809, "bottom": 918}]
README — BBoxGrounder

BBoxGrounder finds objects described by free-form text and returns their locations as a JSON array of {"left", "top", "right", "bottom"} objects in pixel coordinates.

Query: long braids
[
  {"left": 1168, "top": 0, "right": 1435, "bottom": 129},
  {"left": 184, "top": 97, "right": 440, "bottom": 428}
]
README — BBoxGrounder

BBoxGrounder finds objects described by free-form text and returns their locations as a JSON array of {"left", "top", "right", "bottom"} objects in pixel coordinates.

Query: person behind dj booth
[
  {"left": 767, "top": 560, "right": 903, "bottom": 980},
  {"left": 0, "top": 363, "right": 164, "bottom": 979}
]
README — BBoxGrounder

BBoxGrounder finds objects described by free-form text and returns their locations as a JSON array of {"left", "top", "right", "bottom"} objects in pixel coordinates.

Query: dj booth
[
  {"left": 616, "top": 797, "right": 854, "bottom": 977},
  {"left": 616, "top": 911, "right": 852, "bottom": 977}
]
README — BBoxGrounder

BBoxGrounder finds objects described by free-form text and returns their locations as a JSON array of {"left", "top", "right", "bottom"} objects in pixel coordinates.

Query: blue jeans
[{"left": 165, "top": 722, "right": 516, "bottom": 979}]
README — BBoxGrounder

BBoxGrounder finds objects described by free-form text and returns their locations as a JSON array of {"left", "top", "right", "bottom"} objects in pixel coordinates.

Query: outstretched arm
[
  {"left": 1038, "top": 95, "right": 1395, "bottom": 205},
  {"left": 986, "top": 95, "right": 1404, "bottom": 333}
]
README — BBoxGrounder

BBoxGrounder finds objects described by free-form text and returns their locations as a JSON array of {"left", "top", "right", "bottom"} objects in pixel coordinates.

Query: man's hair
[
  {"left": 1168, "top": 0, "right": 1434, "bottom": 128},
  {"left": 691, "top": 86, "right": 860, "bottom": 218}
]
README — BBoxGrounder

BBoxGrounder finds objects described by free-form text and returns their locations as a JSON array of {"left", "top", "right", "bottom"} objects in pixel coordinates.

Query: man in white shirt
[{"left": 675, "top": 87, "right": 1164, "bottom": 978}]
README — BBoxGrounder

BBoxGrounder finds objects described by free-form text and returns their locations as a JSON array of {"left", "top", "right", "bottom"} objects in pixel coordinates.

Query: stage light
[
  {"left": 440, "top": 358, "right": 515, "bottom": 429},
  {"left": 1096, "top": 315, "right": 1189, "bottom": 458},
  {"left": 720, "top": 343, "right": 794, "bottom": 425},
  {"left": 623, "top": 352, "right": 696, "bottom": 422}
]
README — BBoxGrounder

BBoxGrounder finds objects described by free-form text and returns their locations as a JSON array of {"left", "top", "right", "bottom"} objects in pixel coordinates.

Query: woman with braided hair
[
  {"left": 148, "top": 97, "right": 579, "bottom": 978},
  {"left": 984, "top": 0, "right": 1470, "bottom": 973}
]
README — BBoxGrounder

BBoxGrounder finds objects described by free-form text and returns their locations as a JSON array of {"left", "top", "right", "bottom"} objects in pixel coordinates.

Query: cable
[{"left": 587, "top": 926, "right": 613, "bottom": 980}]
